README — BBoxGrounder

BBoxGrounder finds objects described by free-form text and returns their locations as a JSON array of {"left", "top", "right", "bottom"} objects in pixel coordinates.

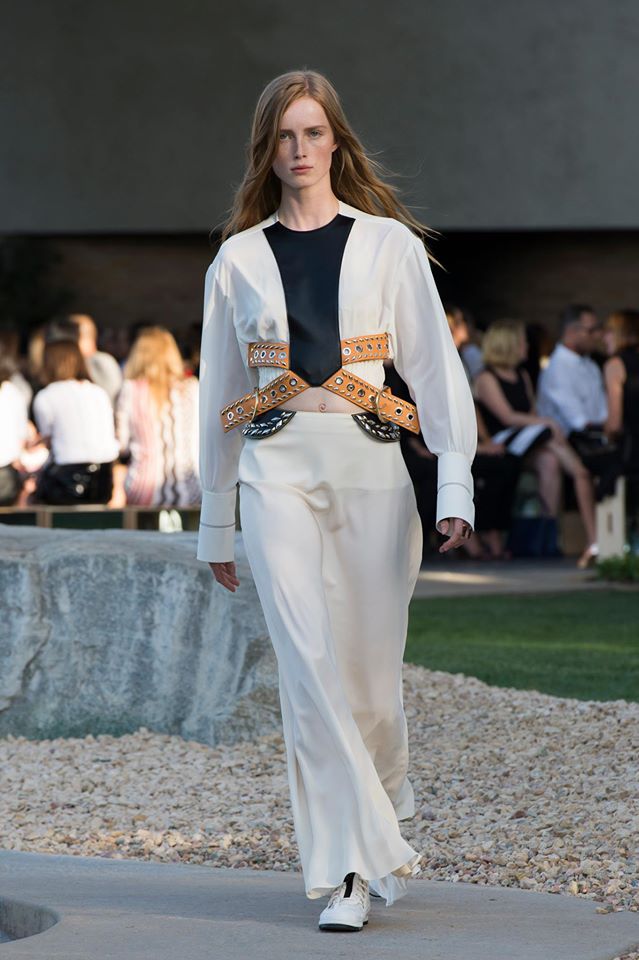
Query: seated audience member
[
  {"left": 0, "top": 329, "right": 33, "bottom": 407},
  {"left": 385, "top": 361, "right": 519, "bottom": 562},
  {"left": 31, "top": 339, "right": 118, "bottom": 504},
  {"left": 73, "top": 313, "right": 123, "bottom": 405},
  {"left": 474, "top": 319, "right": 598, "bottom": 567},
  {"left": 603, "top": 309, "right": 639, "bottom": 483},
  {"left": 445, "top": 304, "right": 483, "bottom": 382},
  {"left": 43, "top": 313, "right": 122, "bottom": 405},
  {"left": 538, "top": 304, "right": 607, "bottom": 435},
  {"left": 25, "top": 324, "right": 47, "bottom": 395},
  {"left": 470, "top": 407, "right": 521, "bottom": 560},
  {"left": 0, "top": 354, "right": 29, "bottom": 505},
  {"left": 112, "top": 327, "right": 200, "bottom": 508}
]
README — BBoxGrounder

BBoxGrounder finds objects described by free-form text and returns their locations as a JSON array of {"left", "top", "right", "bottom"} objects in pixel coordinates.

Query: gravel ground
[{"left": 1, "top": 663, "right": 638, "bottom": 954}]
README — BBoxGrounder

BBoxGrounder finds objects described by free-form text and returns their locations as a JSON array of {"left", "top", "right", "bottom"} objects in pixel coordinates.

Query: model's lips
[{"left": 291, "top": 166, "right": 312, "bottom": 171}]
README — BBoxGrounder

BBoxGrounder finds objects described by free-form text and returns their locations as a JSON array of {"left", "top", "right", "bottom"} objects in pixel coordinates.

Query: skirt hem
[{"left": 304, "top": 850, "right": 422, "bottom": 907}]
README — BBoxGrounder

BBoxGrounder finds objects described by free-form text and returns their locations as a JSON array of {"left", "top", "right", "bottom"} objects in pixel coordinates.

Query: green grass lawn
[{"left": 405, "top": 590, "right": 639, "bottom": 703}]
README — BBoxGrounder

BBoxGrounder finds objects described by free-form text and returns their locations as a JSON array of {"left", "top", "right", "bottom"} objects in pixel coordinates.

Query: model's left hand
[{"left": 438, "top": 517, "right": 473, "bottom": 553}]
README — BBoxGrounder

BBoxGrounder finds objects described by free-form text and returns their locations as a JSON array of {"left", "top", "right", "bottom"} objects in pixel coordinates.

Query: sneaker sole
[{"left": 319, "top": 920, "right": 368, "bottom": 932}]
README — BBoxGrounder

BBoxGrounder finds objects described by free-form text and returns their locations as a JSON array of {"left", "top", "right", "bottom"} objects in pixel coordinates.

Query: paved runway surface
[
  {"left": 414, "top": 556, "right": 608, "bottom": 598},
  {"left": 2, "top": 850, "right": 639, "bottom": 959}
]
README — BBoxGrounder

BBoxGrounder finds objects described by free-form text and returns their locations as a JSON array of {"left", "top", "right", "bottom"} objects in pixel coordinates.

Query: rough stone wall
[{"left": 0, "top": 526, "right": 281, "bottom": 746}]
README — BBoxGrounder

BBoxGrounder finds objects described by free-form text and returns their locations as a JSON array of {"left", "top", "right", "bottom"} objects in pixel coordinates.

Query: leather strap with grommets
[
  {"left": 223, "top": 332, "right": 418, "bottom": 434},
  {"left": 341, "top": 332, "right": 390, "bottom": 364},
  {"left": 247, "top": 341, "right": 290, "bottom": 369},
  {"left": 248, "top": 333, "right": 391, "bottom": 369},
  {"left": 321, "top": 368, "right": 420, "bottom": 433},
  {"left": 220, "top": 370, "right": 310, "bottom": 432}
]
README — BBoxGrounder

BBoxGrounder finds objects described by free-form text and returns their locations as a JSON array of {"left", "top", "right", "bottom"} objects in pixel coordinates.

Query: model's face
[{"left": 272, "top": 97, "right": 339, "bottom": 193}]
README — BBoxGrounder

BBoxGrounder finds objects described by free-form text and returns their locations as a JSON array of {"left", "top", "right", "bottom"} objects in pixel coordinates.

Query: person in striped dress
[{"left": 112, "top": 327, "right": 200, "bottom": 507}]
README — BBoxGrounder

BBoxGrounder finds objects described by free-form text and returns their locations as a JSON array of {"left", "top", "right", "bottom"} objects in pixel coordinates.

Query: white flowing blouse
[{"left": 197, "top": 198, "right": 477, "bottom": 563}]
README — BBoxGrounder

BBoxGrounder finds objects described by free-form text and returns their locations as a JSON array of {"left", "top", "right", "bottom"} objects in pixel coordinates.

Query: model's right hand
[{"left": 209, "top": 561, "right": 240, "bottom": 592}]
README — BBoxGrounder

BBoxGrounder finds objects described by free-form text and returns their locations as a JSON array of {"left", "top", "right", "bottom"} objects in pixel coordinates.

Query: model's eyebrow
[{"left": 279, "top": 125, "right": 327, "bottom": 132}]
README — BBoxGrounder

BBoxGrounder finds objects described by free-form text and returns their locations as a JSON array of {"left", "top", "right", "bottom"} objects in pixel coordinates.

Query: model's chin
[{"left": 274, "top": 169, "right": 329, "bottom": 191}]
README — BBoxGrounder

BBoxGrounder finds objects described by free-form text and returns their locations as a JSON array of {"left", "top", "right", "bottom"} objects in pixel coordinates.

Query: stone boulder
[{"left": 0, "top": 525, "right": 280, "bottom": 746}]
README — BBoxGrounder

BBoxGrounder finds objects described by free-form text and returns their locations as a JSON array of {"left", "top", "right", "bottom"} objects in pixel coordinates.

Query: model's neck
[{"left": 277, "top": 190, "right": 340, "bottom": 231}]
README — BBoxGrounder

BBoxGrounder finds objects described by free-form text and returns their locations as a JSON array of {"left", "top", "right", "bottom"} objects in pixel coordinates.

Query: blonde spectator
[
  {"left": 474, "top": 319, "right": 598, "bottom": 567},
  {"left": 112, "top": 327, "right": 200, "bottom": 508}
]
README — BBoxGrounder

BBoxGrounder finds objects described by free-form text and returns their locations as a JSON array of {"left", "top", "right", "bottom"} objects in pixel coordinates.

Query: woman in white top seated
[
  {"left": 32, "top": 339, "right": 119, "bottom": 504},
  {"left": 0, "top": 355, "right": 30, "bottom": 505}
]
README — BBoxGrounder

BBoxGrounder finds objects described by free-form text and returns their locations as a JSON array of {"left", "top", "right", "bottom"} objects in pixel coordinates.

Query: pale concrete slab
[
  {"left": 1, "top": 850, "right": 639, "bottom": 960},
  {"left": 414, "top": 557, "right": 605, "bottom": 598}
]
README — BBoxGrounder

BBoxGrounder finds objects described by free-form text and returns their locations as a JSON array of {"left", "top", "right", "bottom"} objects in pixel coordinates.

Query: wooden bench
[{"left": 0, "top": 504, "right": 201, "bottom": 531}]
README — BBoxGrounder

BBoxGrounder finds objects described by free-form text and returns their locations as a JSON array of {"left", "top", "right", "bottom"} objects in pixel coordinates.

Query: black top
[
  {"left": 618, "top": 347, "right": 639, "bottom": 471},
  {"left": 263, "top": 212, "right": 355, "bottom": 385},
  {"left": 477, "top": 365, "right": 531, "bottom": 435}
]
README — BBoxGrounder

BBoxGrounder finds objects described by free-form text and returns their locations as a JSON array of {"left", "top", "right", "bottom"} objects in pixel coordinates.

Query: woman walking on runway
[{"left": 197, "top": 70, "right": 477, "bottom": 932}]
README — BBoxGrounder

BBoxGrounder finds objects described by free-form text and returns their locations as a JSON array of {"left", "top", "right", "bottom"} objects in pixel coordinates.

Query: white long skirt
[{"left": 238, "top": 411, "right": 423, "bottom": 906}]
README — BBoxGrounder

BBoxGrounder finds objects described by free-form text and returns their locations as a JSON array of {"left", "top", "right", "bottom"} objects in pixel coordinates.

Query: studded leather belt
[
  {"left": 247, "top": 333, "right": 392, "bottom": 369},
  {"left": 220, "top": 333, "right": 420, "bottom": 435}
]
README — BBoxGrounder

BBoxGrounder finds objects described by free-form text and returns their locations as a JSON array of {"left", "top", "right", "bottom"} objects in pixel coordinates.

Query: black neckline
[{"left": 274, "top": 211, "right": 342, "bottom": 234}]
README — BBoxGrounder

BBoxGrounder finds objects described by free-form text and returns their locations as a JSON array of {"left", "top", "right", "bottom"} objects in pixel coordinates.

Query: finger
[
  {"left": 439, "top": 534, "right": 463, "bottom": 553},
  {"left": 209, "top": 563, "right": 239, "bottom": 587},
  {"left": 210, "top": 566, "right": 232, "bottom": 589},
  {"left": 218, "top": 574, "right": 237, "bottom": 592},
  {"left": 439, "top": 537, "right": 455, "bottom": 553}
]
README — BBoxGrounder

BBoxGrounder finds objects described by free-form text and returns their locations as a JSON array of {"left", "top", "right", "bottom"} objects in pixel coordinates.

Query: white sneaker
[{"left": 318, "top": 872, "right": 370, "bottom": 932}]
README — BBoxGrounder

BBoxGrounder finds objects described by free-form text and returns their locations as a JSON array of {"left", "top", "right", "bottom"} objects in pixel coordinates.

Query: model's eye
[
  {"left": 309, "top": 129, "right": 321, "bottom": 138},
  {"left": 279, "top": 131, "right": 290, "bottom": 140}
]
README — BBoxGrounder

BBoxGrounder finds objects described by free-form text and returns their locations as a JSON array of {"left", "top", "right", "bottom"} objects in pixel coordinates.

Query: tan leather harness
[{"left": 220, "top": 332, "right": 420, "bottom": 435}]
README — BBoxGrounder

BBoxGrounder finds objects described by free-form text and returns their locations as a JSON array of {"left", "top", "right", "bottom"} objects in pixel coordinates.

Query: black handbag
[
  {"left": 568, "top": 428, "right": 620, "bottom": 465},
  {"left": 568, "top": 428, "right": 625, "bottom": 499},
  {"left": 34, "top": 461, "right": 113, "bottom": 505}
]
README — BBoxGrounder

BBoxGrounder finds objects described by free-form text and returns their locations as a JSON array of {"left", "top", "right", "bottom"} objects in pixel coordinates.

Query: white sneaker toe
[{"left": 318, "top": 873, "right": 370, "bottom": 932}]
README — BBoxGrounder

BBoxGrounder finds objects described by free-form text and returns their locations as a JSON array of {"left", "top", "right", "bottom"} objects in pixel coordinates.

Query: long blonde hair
[
  {"left": 124, "top": 326, "right": 186, "bottom": 408},
  {"left": 219, "top": 69, "right": 440, "bottom": 262}
]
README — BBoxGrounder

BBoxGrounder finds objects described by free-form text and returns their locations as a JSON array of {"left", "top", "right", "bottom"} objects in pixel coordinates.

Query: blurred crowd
[
  {"left": 0, "top": 314, "right": 201, "bottom": 512},
  {"left": 1, "top": 303, "right": 638, "bottom": 563},
  {"left": 387, "top": 303, "right": 639, "bottom": 568}
]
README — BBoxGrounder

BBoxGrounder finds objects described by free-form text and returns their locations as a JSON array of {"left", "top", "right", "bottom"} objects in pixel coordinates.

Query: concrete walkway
[
  {"left": 1, "top": 850, "right": 639, "bottom": 960},
  {"left": 414, "top": 556, "right": 606, "bottom": 598}
]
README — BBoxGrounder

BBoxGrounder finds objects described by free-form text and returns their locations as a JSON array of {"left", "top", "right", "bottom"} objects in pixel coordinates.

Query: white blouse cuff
[
  {"left": 197, "top": 489, "right": 237, "bottom": 563},
  {"left": 435, "top": 452, "right": 475, "bottom": 533}
]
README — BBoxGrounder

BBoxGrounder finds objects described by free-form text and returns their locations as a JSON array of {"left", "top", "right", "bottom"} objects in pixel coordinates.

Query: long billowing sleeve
[
  {"left": 391, "top": 230, "right": 477, "bottom": 532},
  {"left": 196, "top": 254, "right": 253, "bottom": 563}
]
